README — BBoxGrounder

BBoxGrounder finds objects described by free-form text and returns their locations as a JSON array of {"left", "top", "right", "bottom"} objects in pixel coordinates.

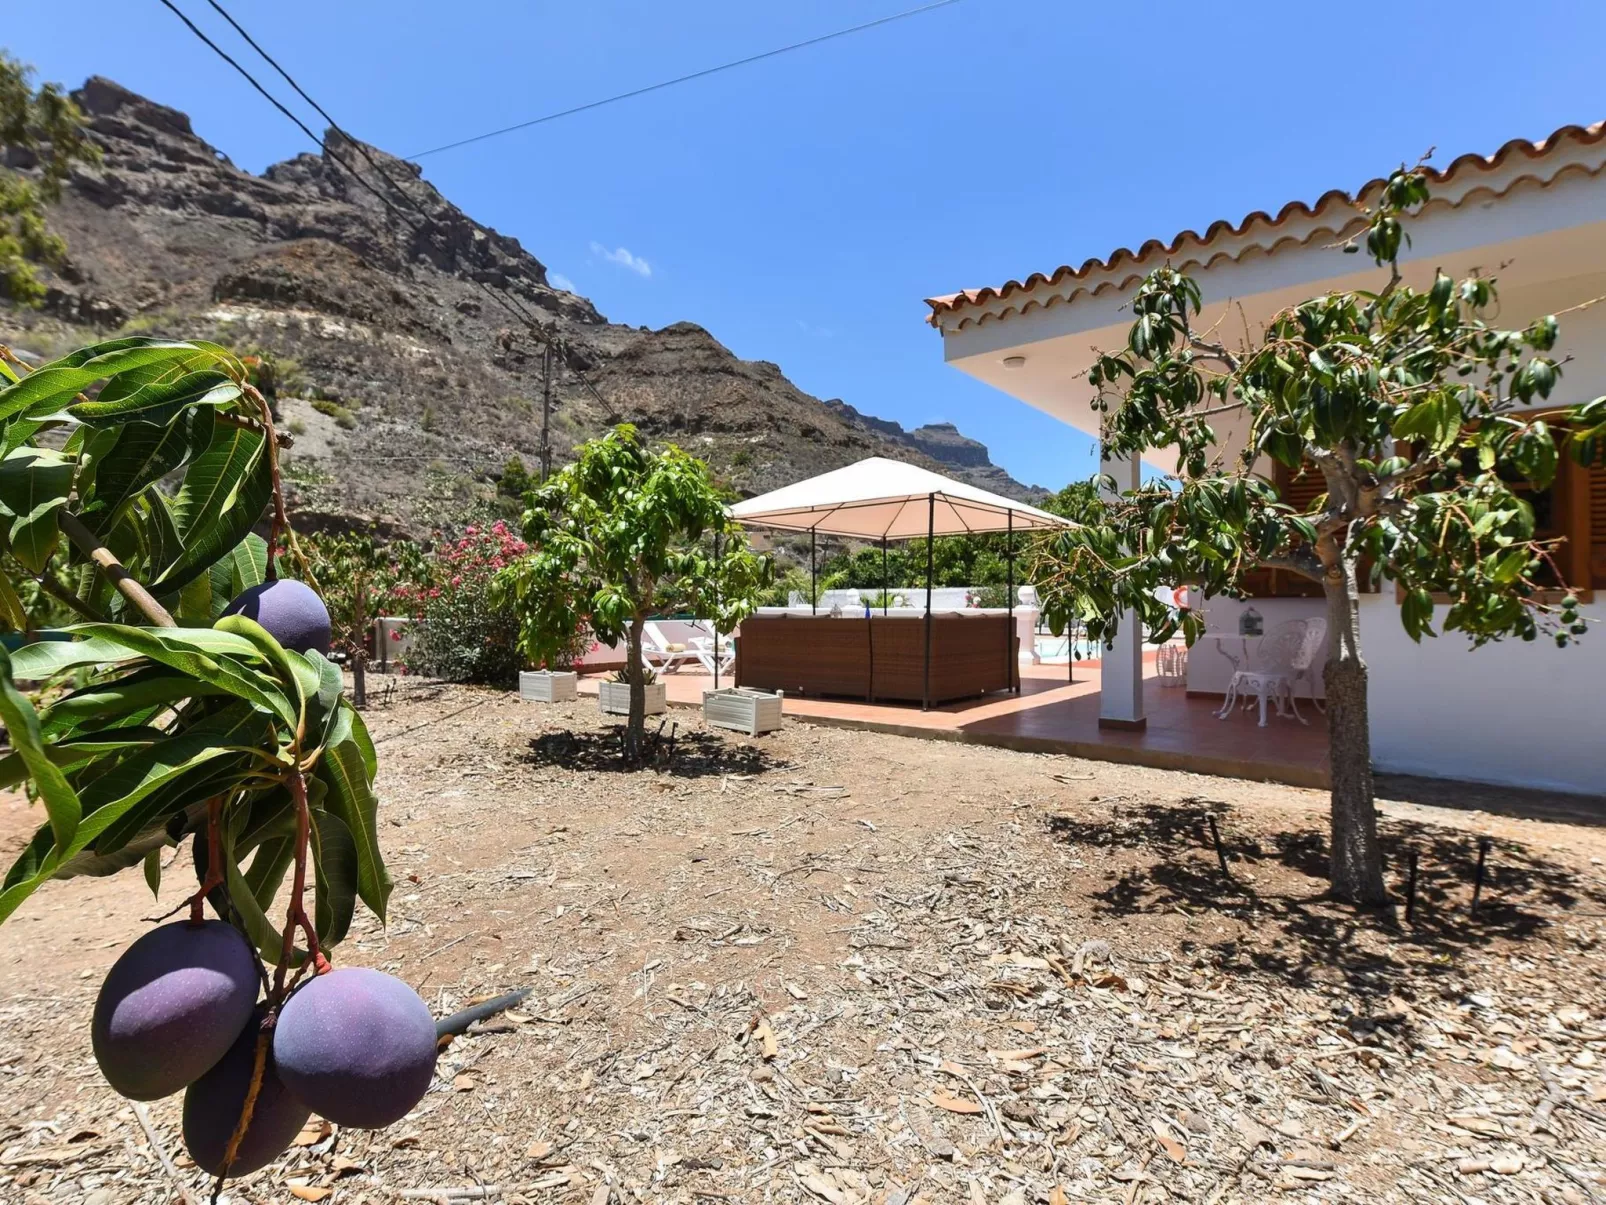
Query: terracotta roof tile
[{"left": 926, "top": 121, "right": 1606, "bottom": 326}]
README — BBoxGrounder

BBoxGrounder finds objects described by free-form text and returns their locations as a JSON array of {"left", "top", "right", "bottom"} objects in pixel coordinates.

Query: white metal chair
[
  {"left": 1217, "top": 618, "right": 1327, "bottom": 726},
  {"left": 642, "top": 622, "right": 700, "bottom": 674},
  {"left": 1154, "top": 636, "right": 1188, "bottom": 687}
]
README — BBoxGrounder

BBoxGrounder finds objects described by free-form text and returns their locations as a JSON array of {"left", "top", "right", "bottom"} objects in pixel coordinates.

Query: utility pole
[{"left": 540, "top": 343, "right": 554, "bottom": 482}]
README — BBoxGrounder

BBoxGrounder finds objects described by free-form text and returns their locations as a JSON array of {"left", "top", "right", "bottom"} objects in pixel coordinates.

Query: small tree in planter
[
  {"left": 495, "top": 425, "right": 771, "bottom": 762},
  {"left": 1032, "top": 166, "right": 1603, "bottom": 905}
]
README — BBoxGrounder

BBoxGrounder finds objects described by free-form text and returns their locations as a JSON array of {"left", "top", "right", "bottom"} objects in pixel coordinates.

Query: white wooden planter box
[
  {"left": 703, "top": 687, "right": 784, "bottom": 736},
  {"left": 597, "top": 680, "right": 667, "bottom": 717},
  {"left": 519, "top": 670, "right": 578, "bottom": 703}
]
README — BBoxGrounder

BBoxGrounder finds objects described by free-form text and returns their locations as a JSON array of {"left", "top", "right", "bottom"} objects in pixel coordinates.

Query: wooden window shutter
[
  {"left": 1248, "top": 459, "right": 1325, "bottom": 598},
  {"left": 1277, "top": 459, "right": 1327, "bottom": 514},
  {"left": 1587, "top": 444, "right": 1606, "bottom": 589}
]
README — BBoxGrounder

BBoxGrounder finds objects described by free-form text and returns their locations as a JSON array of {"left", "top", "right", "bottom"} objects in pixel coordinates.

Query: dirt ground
[{"left": 2, "top": 681, "right": 1604, "bottom": 1204}]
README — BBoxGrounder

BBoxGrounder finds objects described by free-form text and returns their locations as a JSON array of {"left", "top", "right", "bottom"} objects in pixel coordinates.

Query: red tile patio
[{"left": 577, "top": 659, "right": 1330, "bottom": 788}]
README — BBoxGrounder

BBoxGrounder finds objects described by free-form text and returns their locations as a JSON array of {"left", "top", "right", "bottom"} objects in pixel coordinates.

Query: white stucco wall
[
  {"left": 1185, "top": 594, "right": 1603, "bottom": 796},
  {"left": 1361, "top": 596, "right": 1605, "bottom": 796}
]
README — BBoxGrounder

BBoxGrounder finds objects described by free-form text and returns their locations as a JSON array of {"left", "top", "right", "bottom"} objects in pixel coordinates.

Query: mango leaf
[
  {"left": 0, "top": 446, "right": 75, "bottom": 573},
  {"left": 150, "top": 423, "right": 271, "bottom": 592},
  {"left": 0, "top": 728, "right": 167, "bottom": 788},
  {"left": 77, "top": 408, "right": 216, "bottom": 532},
  {"left": 0, "top": 339, "right": 216, "bottom": 424},
  {"left": 0, "top": 645, "right": 82, "bottom": 851},
  {"left": 142, "top": 847, "right": 161, "bottom": 898},
  {"left": 300, "top": 650, "right": 344, "bottom": 754},
  {"left": 21, "top": 624, "right": 295, "bottom": 731},
  {"left": 243, "top": 833, "right": 295, "bottom": 910},
  {"left": 0, "top": 826, "right": 55, "bottom": 923},
  {"left": 314, "top": 730, "right": 389, "bottom": 922},
  {"left": 173, "top": 574, "right": 214, "bottom": 626},
  {"left": 0, "top": 707, "right": 262, "bottom": 923},
  {"left": 222, "top": 819, "right": 295, "bottom": 967},
  {"left": 207, "top": 532, "right": 267, "bottom": 619},
  {"left": 0, "top": 569, "right": 26, "bottom": 632},
  {"left": 84, "top": 709, "right": 267, "bottom": 853},
  {"left": 67, "top": 366, "right": 240, "bottom": 426},
  {"left": 308, "top": 805, "right": 357, "bottom": 947}
]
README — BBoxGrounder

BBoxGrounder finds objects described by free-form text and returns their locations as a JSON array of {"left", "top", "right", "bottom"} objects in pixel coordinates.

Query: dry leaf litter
[{"left": 2, "top": 682, "right": 1605, "bottom": 1204}]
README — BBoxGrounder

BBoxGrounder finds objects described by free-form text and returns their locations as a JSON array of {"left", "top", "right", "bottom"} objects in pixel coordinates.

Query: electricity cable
[
  {"left": 403, "top": 0, "right": 968, "bottom": 161},
  {"left": 156, "top": 0, "right": 613, "bottom": 413}
]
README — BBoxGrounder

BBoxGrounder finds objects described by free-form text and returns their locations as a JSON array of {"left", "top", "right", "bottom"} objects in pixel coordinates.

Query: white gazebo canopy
[{"left": 727, "top": 456, "right": 1071, "bottom": 539}]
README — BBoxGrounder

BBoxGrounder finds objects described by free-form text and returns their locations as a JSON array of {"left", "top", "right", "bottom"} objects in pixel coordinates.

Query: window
[
  {"left": 1579, "top": 442, "right": 1605, "bottom": 590},
  {"left": 1398, "top": 425, "right": 1599, "bottom": 601},
  {"left": 1241, "top": 459, "right": 1348, "bottom": 598}
]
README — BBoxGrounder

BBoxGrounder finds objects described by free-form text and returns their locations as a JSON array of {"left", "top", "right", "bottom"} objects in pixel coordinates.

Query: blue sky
[{"left": 9, "top": 0, "right": 1606, "bottom": 489}]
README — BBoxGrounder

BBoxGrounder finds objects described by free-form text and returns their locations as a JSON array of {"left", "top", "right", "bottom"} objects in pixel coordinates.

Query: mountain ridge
[{"left": 1, "top": 76, "right": 1045, "bottom": 532}]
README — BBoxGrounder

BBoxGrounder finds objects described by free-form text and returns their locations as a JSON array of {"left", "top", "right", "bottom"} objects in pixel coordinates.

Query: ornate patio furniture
[{"left": 1217, "top": 618, "right": 1327, "bottom": 726}]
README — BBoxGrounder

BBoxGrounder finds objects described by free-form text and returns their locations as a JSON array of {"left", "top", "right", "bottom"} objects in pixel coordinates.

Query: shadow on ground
[
  {"left": 1046, "top": 796, "right": 1606, "bottom": 1000},
  {"left": 1376, "top": 773, "right": 1606, "bottom": 828},
  {"left": 522, "top": 725, "right": 783, "bottom": 778}
]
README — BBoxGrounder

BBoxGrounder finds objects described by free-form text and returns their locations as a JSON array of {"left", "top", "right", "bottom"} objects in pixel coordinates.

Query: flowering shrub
[{"left": 397, "top": 522, "right": 529, "bottom": 685}]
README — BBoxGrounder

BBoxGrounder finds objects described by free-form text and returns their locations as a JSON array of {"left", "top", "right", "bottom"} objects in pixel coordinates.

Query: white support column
[{"left": 1098, "top": 445, "right": 1147, "bottom": 731}]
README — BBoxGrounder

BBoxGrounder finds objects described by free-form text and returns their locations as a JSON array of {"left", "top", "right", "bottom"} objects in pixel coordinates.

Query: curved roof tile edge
[
  {"left": 938, "top": 158, "right": 1606, "bottom": 332},
  {"left": 926, "top": 120, "right": 1606, "bottom": 325}
]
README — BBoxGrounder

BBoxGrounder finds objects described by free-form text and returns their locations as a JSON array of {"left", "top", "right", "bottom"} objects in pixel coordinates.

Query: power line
[
  {"left": 155, "top": 0, "right": 614, "bottom": 415},
  {"left": 402, "top": 0, "right": 968, "bottom": 161}
]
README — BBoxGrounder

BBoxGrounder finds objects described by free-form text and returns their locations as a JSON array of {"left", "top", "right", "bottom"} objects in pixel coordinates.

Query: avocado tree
[
  {"left": 495, "top": 424, "right": 771, "bottom": 762},
  {"left": 1032, "top": 167, "right": 1604, "bottom": 905},
  {"left": 0, "top": 337, "right": 433, "bottom": 1192}
]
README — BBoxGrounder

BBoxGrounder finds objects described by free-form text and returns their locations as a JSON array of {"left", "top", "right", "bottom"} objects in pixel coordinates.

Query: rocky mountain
[{"left": 1, "top": 77, "right": 1043, "bottom": 533}]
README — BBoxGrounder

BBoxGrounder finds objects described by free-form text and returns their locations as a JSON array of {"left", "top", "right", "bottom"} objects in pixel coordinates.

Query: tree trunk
[
  {"left": 624, "top": 616, "right": 647, "bottom": 764},
  {"left": 1323, "top": 559, "right": 1388, "bottom": 905},
  {"left": 351, "top": 575, "right": 368, "bottom": 710}
]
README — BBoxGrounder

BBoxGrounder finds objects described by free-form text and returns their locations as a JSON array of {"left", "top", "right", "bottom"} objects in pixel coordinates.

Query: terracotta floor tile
[
  {"left": 577, "top": 661, "right": 1329, "bottom": 788},
  {"left": 578, "top": 661, "right": 1329, "bottom": 793}
]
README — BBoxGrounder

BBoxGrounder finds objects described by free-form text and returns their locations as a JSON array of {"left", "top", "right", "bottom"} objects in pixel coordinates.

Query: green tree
[
  {"left": 1033, "top": 166, "right": 1603, "bottom": 905},
  {"left": 495, "top": 425, "right": 772, "bottom": 761},
  {"left": 0, "top": 336, "right": 388, "bottom": 1187},
  {"left": 0, "top": 51, "right": 100, "bottom": 305},
  {"left": 498, "top": 454, "right": 532, "bottom": 499},
  {"left": 299, "top": 529, "right": 428, "bottom": 703}
]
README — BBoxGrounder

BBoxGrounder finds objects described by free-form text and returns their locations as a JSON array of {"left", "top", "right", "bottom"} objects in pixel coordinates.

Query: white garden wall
[{"left": 1360, "top": 596, "right": 1605, "bottom": 796}]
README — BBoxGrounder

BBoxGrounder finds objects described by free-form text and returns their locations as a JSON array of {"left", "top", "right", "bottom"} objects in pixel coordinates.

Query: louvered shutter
[{"left": 1589, "top": 449, "right": 1606, "bottom": 588}]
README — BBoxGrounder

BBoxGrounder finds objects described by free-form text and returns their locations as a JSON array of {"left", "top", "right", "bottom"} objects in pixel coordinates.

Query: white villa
[{"left": 927, "top": 121, "right": 1606, "bottom": 797}]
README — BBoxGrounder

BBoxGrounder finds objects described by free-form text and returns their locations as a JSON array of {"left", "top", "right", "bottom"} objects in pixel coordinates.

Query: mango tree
[
  {"left": 494, "top": 424, "right": 772, "bottom": 761},
  {"left": 0, "top": 337, "right": 432, "bottom": 1192},
  {"left": 1032, "top": 167, "right": 1603, "bottom": 905}
]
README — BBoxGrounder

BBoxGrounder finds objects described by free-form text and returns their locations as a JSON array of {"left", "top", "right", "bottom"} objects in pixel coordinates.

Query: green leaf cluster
[
  {"left": 0, "top": 620, "right": 388, "bottom": 957},
  {"left": 1041, "top": 165, "right": 1601, "bottom": 653},
  {"left": 0, "top": 333, "right": 388, "bottom": 960},
  {"left": 493, "top": 425, "right": 772, "bottom": 746},
  {"left": 0, "top": 51, "right": 101, "bottom": 306}
]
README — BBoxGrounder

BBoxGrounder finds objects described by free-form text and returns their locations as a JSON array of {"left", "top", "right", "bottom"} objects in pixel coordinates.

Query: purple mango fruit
[
  {"left": 92, "top": 920, "right": 258, "bottom": 1100},
  {"left": 183, "top": 1009, "right": 310, "bottom": 1176},
  {"left": 273, "top": 967, "right": 437, "bottom": 1128},
  {"left": 221, "top": 579, "right": 332, "bottom": 655}
]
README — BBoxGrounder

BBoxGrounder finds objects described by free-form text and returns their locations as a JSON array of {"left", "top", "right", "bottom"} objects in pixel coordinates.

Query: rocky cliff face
[{"left": 2, "top": 77, "right": 1042, "bottom": 531}]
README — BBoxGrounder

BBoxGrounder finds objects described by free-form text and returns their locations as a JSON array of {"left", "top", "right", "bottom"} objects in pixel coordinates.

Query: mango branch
[
  {"left": 35, "top": 572, "right": 108, "bottom": 622},
  {"left": 212, "top": 1024, "right": 270, "bottom": 1203},
  {"left": 57, "top": 511, "right": 176, "bottom": 627},
  {"left": 244, "top": 383, "right": 289, "bottom": 581}
]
